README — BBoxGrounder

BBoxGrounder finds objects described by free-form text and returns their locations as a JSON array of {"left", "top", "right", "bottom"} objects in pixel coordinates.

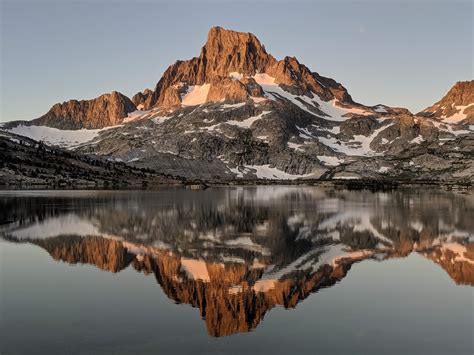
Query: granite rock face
[
  {"left": 131, "top": 88, "right": 153, "bottom": 109},
  {"left": 32, "top": 91, "right": 137, "bottom": 129},
  {"left": 420, "top": 80, "right": 474, "bottom": 124},
  {"left": 136, "top": 26, "right": 356, "bottom": 110}
]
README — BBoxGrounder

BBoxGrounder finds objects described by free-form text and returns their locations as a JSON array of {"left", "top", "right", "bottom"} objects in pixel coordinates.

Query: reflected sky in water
[{"left": 1, "top": 187, "right": 473, "bottom": 355}]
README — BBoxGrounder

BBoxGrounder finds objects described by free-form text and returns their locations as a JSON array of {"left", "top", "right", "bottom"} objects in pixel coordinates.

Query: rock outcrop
[
  {"left": 33, "top": 91, "right": 137, "bottom": 129},
  {"left": 419, "top": 80, "right": 474, "bottom": 124},
  {"left": 131, "top": 88, "right": 153, "bottom": 109}
]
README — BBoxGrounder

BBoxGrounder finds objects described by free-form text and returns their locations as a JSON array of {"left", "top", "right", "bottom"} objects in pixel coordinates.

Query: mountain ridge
[
  {"left": 33, "top": 91, "right": 137, "bottom": 130},
  {"left": 419, "top": 80, "right": 474, "bottom": 124},
  {"left": 1, "top": 26, "right": 473, "bottom": 184},
  {"left": 131, "top": 26, "right": 356, "bottom": 111}
]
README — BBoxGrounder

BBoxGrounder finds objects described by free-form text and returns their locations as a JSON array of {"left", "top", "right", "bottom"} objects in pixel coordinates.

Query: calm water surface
[{"left": 0, "top": 187, "right": 473, "bottom": 355}]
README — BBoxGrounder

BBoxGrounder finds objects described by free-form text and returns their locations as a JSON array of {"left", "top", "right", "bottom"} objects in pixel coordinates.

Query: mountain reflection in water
[{"left": 1, "top": 187, "right": 473, "bottom": 337}]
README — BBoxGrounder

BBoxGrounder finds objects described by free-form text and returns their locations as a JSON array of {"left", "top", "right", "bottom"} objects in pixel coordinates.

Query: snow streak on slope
[
  {"left": 228, "top": 164, "right": 315, "bottom": 180},
  {"left": 441, "top": 104, "right": 473, "bottom": 123},
  {"left": 224, "top": 111, "right": 271, "bottom": 128},
  {"left": 318, "top": 122, "right": 395, "bottom": 156},
  {"left": 253, "top": 73, "right": 371, "bottom": 121},
  {"left": 317, "top": 155, "right": 344, "bottom": 166},
  {"left": 5, "top": 125, "right": 118, "bottom": 148}
]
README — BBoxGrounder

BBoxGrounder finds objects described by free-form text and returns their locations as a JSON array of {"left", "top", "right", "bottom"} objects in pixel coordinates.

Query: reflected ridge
[{"left": 1, "top": 187, "right": 473, "bottom": 337}]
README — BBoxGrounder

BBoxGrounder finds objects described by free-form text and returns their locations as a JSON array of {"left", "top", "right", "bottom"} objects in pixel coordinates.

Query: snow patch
[
  {"left": 410, "top": 135, "right": 425, "bottom": 144},
  {"left": 288, "top": 142, "right": 304, "bottom": 152},
  {"left": 181, "top": 84, "right": 211, "bottom": 106},
  {"left": 317, "top": 155, "right": 344, "bottom": 166},
  {"left": 374, "top": 105, "right": 388, "bottom": 113},
  {"left": 152, "top": 116, "right": 171, "bottom": 124},
  {"left": 333, "top": 175, "right": 359, "bottom": 180},
  {"left": 318, "top": 122, "right": 395, "bottom": 156},
  {"left": 244, "top": 164, "right": 313, "bottom": 180},
  {"left": 5, "top": 124, "right": 118, "bottom": 149},
  {"left": 229, "top": 72, "right": 243, "bottom": 81},
  {"left": 224, "top": 111, "right": 271, "bottom": 129},
  {"left": 253, "top": 73, "right": 371, "bottom": 121},
  {"left": 221, "top": 102, "right": 246, "bottom": 110},
  {"left": 441, "top": 104, "right": 473, "bottom": 123}
]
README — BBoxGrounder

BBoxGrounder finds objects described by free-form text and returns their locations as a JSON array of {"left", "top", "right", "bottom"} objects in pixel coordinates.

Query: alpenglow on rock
[
  {"left": 1, "top": 27, "right": 473, "bottom": 184},
  {"left": 132, "top": 26, "right": 355, "bottom": 110},
  {"left": 33, "top": 91, "right": 137, "bottom": 129},
  {"left": 419, "top": 80, "right": 474, "bottom": 125}
]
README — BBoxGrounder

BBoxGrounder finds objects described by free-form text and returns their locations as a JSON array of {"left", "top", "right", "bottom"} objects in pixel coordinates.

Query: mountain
[
  {"left": 33, "top": 91, "right": 137, "bottom": 129},
  {"left": 132, "top": 26, "right": 355, "bottom": 110},
  {"left": 1, "top": 27, "right": 473, "bottom": 184},
  {"left": 419, "top": 81, "right": 474, "bottom": 124}
]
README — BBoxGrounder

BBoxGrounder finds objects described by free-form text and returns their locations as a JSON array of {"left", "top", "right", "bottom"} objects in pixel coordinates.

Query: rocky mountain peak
[
  {"left": 444, "top": 80, "right": 474, "bottom": 105},
  {"left": 33, "top": 91, "right": 137, "bottom": 129},
  {"left": 198, "top": 26, "right": 274, "bottom": 78},
  {"left": 133, "top": 26, "right": 355, "bottom": 110},
  {"left": 419, "top": 80, "right": 473, "bottom": 124}
]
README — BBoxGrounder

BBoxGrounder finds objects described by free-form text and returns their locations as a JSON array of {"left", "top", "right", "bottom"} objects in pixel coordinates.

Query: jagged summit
[
  {"left": 200, "top": 26, "right": 272, "bottom": 78},
  {"left": 13, "top": 26, "right": 366, "bottom": 130},
  {"left": 33, "top": 91, "right": 136, "bottom": 129},
  {"left": 133, "top": 26, "right": 354, "bottom": 110},
  {"left": 419, "top": 80, "right": 474, "bottom": 124}
]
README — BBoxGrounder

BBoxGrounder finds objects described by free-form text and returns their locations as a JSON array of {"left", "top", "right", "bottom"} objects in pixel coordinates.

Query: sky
[{"left": 1, "top": 0, "right": 472, "bottom": 122}]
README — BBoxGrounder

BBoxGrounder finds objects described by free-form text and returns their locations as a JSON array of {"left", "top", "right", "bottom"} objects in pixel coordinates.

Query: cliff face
[
  {"left": 137, "top": 26, "right": 354, "bottom": 110},
  {"left": 33, "top": 91, "right": 137, "bottom": 129},
  {"left": 420, "top": 80, "right": 474, "bottom": 124}
]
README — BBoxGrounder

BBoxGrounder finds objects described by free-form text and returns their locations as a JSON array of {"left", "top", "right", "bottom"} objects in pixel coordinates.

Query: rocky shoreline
[{"left": 1, "top": 177, "right": 471, "bottom": 192}]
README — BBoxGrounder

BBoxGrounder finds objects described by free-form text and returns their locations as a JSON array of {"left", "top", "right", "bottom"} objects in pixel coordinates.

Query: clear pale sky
[{"left": 1, "top": 0, "right": 472, "bottom": 122}]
